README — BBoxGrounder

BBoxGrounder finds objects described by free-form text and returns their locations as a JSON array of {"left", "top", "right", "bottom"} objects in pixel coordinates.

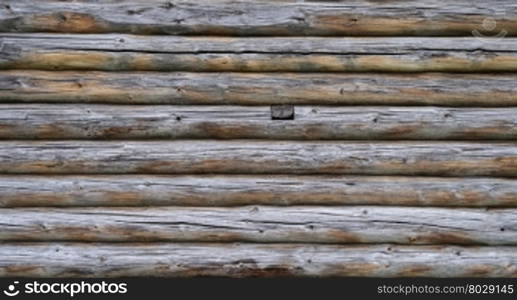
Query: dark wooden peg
[{"left": 271, "top": 105, "right": 294, "bottom": 120}]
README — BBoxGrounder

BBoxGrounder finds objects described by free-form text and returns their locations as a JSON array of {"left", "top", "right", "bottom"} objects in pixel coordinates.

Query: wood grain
[
  {"left": 3, "top": 104, "right": 517, "bottom": 140},
  {"left": 1, "top": 206, "right": 516, "bottom": 245},
  {"left": 0, "top": 0, "right": 516, "bottom": 37},
  {"left": 3, "top": 71, "right": 517, "bottom": 106},
  {"left": 0, "top": 141, "right": 516, "bottom": 176},
  {"left": 3, "top": 34, "right": 517, "bottom": 72},
  {"left": 1, "top": 243, "right": 517, "bottom": 277},
  {"left": 2, "top": 175, "right": 517, "bottom": 207},
  {"left": 2, "top": 0, "right": 517, "bottom": 280}
]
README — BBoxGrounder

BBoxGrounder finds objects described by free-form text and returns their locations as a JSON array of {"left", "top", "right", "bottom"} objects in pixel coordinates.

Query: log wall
[{"left": 1, "top": 0, "right": 517, "bottom": 277}]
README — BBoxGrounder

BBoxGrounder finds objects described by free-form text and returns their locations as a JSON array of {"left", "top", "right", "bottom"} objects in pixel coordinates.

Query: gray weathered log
[
  {"left": 2, "top": 71, "right": 517, "bottom": 106},
  {"left": 2, "top": 34, "right": 517, "bottom": 72},
  {"left": 0, "top": 0, "right": 516, "bottom": 37},
  {"left": 2, "top": 175, "right": 517, "bottom": 207},
  {"left": 1, "top": 243, "right": 517, "bottom": 277},
  {"left": 2, "top": 104, "right": 517, "bottom": 140},
  {"left": 1, "top": 206, "right": 516, "bottom": 245},
  {"left": 0, "top": 141, "right": 516, "bottom": 176}
]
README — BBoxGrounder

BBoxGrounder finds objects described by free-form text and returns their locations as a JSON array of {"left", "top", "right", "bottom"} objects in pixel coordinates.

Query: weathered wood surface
[
  {"left": 1, "top": 206, "right": 516, "bottom": 245},
  {"left": 0, "top": 141, "right": 516, "bottom": 176},
  {"left": 3, "top": 104, "right": 517, "bottom": 140},
  {"left": 3, "top": 71, "right": 517, "bottom": 106},
  {"left": 2, "top": 175, "right": 517, "bottom": 207},
  {"left": 3, "top": 34, "right": 517, "bottom": 72},
  {"left": 0, "top": 0, "right": 516, "bottom": 37},
  {"left": 1, "top": 243, "right": 517, "bottom": 277}
]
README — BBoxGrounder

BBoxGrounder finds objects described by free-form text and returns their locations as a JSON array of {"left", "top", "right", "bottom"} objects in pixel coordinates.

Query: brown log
[
  {"left": 0, "top": 0, "right": 515, "bottom": 37},
  {"left": 0, "top": 141, "right": 516, "bottom": 176},
  {"left": 0, "top": 206, "right": 515, "bottom": 245},
  {"left": 2, "top": 34, "right": 517, "bottom": 72},
  {"left": 2, "top": 104, "right": 517, "bottom": 140},
  {"left": 1, "top": 243, "right": 517, "bottom": 277},
  {"left": 2, "top": 175, "right": 517, "bottom": 207},
  {"left": 2, "top": 71, "right": 517, "bottom": 106}
]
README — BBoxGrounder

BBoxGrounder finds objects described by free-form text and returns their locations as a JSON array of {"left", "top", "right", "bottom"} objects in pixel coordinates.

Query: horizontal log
[
  {"left": 3, "top": 104, "right": 517, "bottom": 140},
  {"left": 0, "top": 141, "right": 516, "bottom": 176},
  {"left": 1, "top": 243, "right": 517, "bottom": 277},
  {"left": 2, "top": 175, "right": 517, "bottom": 207},
  {"left": 1, "top": 206, "right": 516, "bottom": 245},
  {"left": 3, "top": 34, "right": 517, "bottom": 72},
  {"left": 3, "top": 71, "right": 517, "bottom": 106},
  {"left": 0, "top": 0, "right": 516, "bottom": 37}
]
